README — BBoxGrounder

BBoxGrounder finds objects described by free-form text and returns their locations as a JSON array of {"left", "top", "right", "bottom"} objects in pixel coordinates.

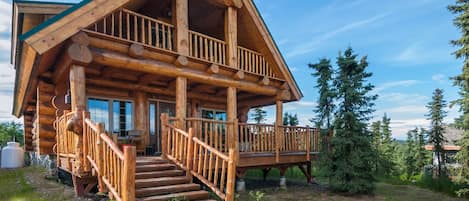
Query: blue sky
[{"left": 0, "top": 0, "right": 463, "bottom": 140}]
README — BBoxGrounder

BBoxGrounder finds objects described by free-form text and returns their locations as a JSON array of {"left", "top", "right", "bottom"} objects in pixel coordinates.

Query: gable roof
[{"left": 13, "top": 0, "right": 303, "bottom": 116}]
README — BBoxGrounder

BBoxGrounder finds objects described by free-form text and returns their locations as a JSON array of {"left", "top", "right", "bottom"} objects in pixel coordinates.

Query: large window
[
  {"left": 88, "top": 97, "right": 134, "bottom": 136},
  {"left": 201, "top": 109, "right": 226, "bottom": 121}
]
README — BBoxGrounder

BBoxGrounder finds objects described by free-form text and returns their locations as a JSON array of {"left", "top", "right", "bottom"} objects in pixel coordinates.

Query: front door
[{"left": 149, "top": 101, "right": 175, "bottom": 155}]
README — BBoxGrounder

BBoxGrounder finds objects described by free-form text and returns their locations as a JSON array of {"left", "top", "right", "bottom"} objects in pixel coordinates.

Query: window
[
  {"left": 87, "top": 97, "right": 134, "bottom": 136},
  {"left": 201, "top": 109, "right": 226, "bottom": 121}
]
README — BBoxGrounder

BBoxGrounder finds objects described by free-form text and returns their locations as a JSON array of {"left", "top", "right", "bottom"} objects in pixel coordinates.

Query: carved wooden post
[
  {"left": 161, "top": 113, "right": 169, "bottom": 159},
  {"left": 226, "top": 149, "right": 236, "bottom": 201},
  {"left": 96, "top": 122, "right": 106, "bottom": 193},
  {"left": 122, "top": 146, "right": 136, "bottom": 201},
  {"left": 176, "top": 77, "right": 187, "bottom": 129},
  {"left": 227, "top": 87, "right": 238, "bottom": 162},
  {"left": 70, "top": 65, "right": 86, "bottom": 175},
  {"left": 82, "top": 111, "right": 91, "bottom": 172},
  {"left": 275, "top": 100, "right": 283, "bottom": 163}
]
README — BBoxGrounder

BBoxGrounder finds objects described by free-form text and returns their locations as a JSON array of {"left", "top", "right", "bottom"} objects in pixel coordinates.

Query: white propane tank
[{"left": 1, "top": 142, "right": 24, "bottom": 168}]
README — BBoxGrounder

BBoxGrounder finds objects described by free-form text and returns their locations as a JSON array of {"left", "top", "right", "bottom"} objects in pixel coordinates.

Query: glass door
[{"left": 149, "top": 101, "right": 175, "bottom": 155}]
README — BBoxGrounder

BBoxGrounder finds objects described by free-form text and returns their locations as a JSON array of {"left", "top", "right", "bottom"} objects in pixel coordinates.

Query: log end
[{"left": 129, "top": 43, "right": 144, "bottom": 58}]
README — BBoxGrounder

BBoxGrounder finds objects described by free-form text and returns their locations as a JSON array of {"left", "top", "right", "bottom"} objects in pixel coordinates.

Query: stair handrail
[
  {"left": 82, "top": 115, "right": 136, "bottom": 201},
  {"left": 161, "top": 113, "right": 236, "bottom": 201}
]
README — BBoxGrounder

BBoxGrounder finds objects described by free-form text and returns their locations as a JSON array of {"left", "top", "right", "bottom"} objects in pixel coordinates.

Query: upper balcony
[{"left": 84, "top": 8, "right": 281, "bottom": 80}]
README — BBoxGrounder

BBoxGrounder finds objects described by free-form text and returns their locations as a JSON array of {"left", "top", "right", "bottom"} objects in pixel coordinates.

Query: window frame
[{"left": 87, "top": 96, "right": 135, "bottom": 135}]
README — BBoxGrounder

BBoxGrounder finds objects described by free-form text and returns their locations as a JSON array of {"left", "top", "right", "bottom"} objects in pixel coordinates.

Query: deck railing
[
  {"left": 189, "top": 31, "right": 227, "bottom": 65},
  {"left": 87, "top": 8, "right": 174, "bottom": 51},
  {"left": 238, "top": 123, "right": 276, "bottom": 153},
  {"left": 161, "top": 114, "right": 236, "bottom": 201},
  {"left": 185, "top": 118, "right": 233, "bottom": 153},
  {"left": 82, "top": 117, "right": 136, "bottom": 201},
  {"left": 237, "top": 46, "right": 276, "bottom": 78},
  {"left": 55, "top": 111, "right": 78, "bottom": 169}
]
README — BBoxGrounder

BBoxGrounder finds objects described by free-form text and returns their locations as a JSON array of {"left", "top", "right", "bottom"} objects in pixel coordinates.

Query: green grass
[{"left": 0, "top": 168, "right": 48, "bottom": 201}]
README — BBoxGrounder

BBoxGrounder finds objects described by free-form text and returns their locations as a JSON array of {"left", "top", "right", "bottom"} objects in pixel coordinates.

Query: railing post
[
  {"left": 233, "top": 120, "right": 239, "bottom": 164},
  {"left": 306, "top": 126, "right": 311, "bottom": 161},
  {"left": 225, "top": 149, "right": 236, "bottom": 201},
  {"left": 122, "top": 146, "right": 136, "bottom": 201},
  {"left": 96, "top": 122, "right": 106, "bottom": 193},
  {"left": 161, "top": 113, "right": 169, "bottom": 159},
  {"left": 82, "top": 112, "right": 91, "bottom": 172},
  {"left": 186, "top": 128, "right": 194, "bottom": 180},
  {"left": 275, "top": 124, "right": 280, "bottom": 163}
]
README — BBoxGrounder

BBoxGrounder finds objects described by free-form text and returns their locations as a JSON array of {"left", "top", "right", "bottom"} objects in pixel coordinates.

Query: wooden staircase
[{"left": 135, "top": 157, "right": 216, "bottom": 201}]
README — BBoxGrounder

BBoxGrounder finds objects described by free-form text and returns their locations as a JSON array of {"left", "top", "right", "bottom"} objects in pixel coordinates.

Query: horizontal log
[
  {"left": 87, "top": 87, "right": 130, "bottom": 98},
  {"left": 38, "top": 140, "right": 56, "bottom": 148},
  {"left": 208, "top": 0, "right": 243, "bottom": 8},
  {"left": 91, "top": 48, "right": 279, "bottom": 96},
  {"left": 207, "top": 64, "right": 219, "bottom": 75},
  {"left": 129, "top": 43, "right": 144, "bottom": 58},
  {"left": 233, "top": 70, "right": 244, "bottom": 80},
  {"left": 174, "top": 55, "right": 189, "bottom": 67}
]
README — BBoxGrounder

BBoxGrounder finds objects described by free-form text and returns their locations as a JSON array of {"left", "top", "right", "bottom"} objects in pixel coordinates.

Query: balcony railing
[
  {"left": 87, "top": 8, "right": 174, "bottom": 52},
  {"left": 238, "top": 47, "right": 276, "bottom": 78},
  {"left": 189, "top": 31, "right": 227, "bottom": 65}
]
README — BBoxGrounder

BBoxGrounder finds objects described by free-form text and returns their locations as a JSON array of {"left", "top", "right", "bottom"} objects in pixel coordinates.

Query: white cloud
[
  {"left": 395, "top": 42, "right": 453, "bottom": 64},
  {"left": 0, "top": 62, "right": 15, "bottom": 122},
  {"left": 0, "top": 1, "right": 11, "bottom": 33},
  {"left": 284, "top": 100, "right": 317, "bottom": 111},
  {"left": 374, "top": 80, "right": 420, "bottom": 93},
  {"left": 379, "top": 93, "right": 428, "bottom": 105},
  {"left": 286, "top": 12, "right": 390, "bottom": 58},
  {"left": 431, "top": 73, "right": 447, "bottom": 84}
]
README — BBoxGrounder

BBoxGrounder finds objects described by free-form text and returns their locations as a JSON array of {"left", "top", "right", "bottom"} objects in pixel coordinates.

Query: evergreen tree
[
  {"left": 0, "top": 122, "right": 23, "bottom": 147},
  {"left": 426, "top": 88, "right": 447, "bottom": 177},
  {"left": 415, "top": 128, "right": 428, "bottom": 173},
  {"left": 371, "top": 121, "right": 381, "bottom": 173},
  {"left": 251, "top": 108, "right": 267, "bottom": 124},
  {"left": 288, "top": 114, "right": 299, "bottom": 126},
  {"left": 309, "top": 58, "right": 335, "bottom": 129},
  {"left": 378, "top": 114, "right": 396, "bottom": 175},
  {"left": 448, "top": 1, "right": 469, "bottom": 197},
  {"left": 404, "top": 128, "right": 418, "bottom": 178},
  {"left": 326, "top": 47, "right": 377, "bottom": 193},
  {"left": 283, "top": 112, "right": 290, "bottom": 126}
]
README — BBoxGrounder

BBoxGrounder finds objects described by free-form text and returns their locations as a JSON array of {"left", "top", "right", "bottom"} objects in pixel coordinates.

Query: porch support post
[
  {"left": 135, "top": 91, "right": 149, "bottom": 151},
  {"left": 174, "top": 0, "right": 189, "bottom": 56},
  {"left": 227, "top": 87, "right": 238, "bottom": 161},
  {"left": 275, "top": 100, "right": 283, "bottom": 163},
  {"left": 225, "top": 6, "right": 237, "bottom": 67},
  {"left": 176, "top": 77, "right": 187, "bottom": 129},
  {"left": 69, "top": 65, "right": 86, "bottom": 175}
]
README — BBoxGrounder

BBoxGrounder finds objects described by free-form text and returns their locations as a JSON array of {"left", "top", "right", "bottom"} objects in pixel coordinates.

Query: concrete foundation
[{"left": 28, "top": 152, "right": 57, "bottom": 176}]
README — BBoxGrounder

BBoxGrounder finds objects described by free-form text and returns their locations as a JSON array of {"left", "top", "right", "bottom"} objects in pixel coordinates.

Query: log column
[
  {"left": 69, "top": 64, "right": 87, "bottom": 175},
  {"left": 176, "top": 77, "right": 187, "bottom": 129},
  {"left": 174, "top": 0, "right": 189, "bottom": 56},
  {"left": 275, "top": 100, "right": 283, "bottom": 163},
  {"left": 225, "top": 6, "right": 238, "bottom": 67},
  {"left": 134, "top": 91, "right": 149, "bottom": 151},
  {"left": 227, "top": 87, "right": 239, "bottom": 163}
]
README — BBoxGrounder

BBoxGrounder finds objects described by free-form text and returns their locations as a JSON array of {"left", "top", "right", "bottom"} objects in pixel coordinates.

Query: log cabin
[{"left": 11, "top": 0, "right": 324, "bottom": 201}]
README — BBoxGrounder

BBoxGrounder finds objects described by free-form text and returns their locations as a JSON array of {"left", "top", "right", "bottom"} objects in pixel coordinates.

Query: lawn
[
  {"left": 0, "top": 167, "right": 466, "bottom": 201},
  {"left": 0, "top": 167, "right": 82, "bottom": 201}
]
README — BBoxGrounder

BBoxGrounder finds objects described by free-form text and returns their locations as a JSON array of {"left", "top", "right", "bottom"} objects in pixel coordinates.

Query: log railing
[
  {"left": 55, "top": 111, "right": 78, "bottom": 169},
  {"left": 161, "top": 114, "right": 236, "bottom": 201},
  {"left": 189, "top": 31, "right": 227, "bottom": 65},
  {"left": 185, "top": 118, "right": 233, "bottom": 153},
  {"left": 87, "top": 8, "right": 174, "bottom": 51},
  {"left": 238, "top": 123, "right": 276, "bottom": 153},
  {"left": 238, "top": 46, "right": 277, "bottom": 78}
]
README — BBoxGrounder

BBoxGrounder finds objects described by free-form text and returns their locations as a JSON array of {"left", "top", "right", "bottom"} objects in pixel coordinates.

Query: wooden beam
[
  {"left": 134, "top": 91, "right": 149, "bottom": 149},
  {"left": 128, "top": 43, "right": 144, "bottom": 58},
  {"left": 53, "top": 41, "right": 92, "bottom": 84},
  {"left": 174, "top": 55, "right": 189, "bottom": 67},
  {"left": 225, "top": 6, "right": 238, "bottom": 67},
  {"left": 208, "top": 0, "right": 243, "bottom": 8},
  {"left": 207, "top": 64, "right": 220, "bottom": 75},
  {"left": 233, "top": 70, "right": 244, "bottom": 80},
  {"left": 258, "top": 76, "right": 270, "bottom": 86},
  {"left": 13, "top": 43, "right": 38, "bottom": 117},
  {"left": 174, "top": 0, "right": 189, "bottom": 56},
  {"left": 69, "top": 65, "right": 87, "bottom": 112},
  {"left": 91, "top": 48, "right": 279, "bottom": 96},
  {"left": 176, "top": 77, "right": 187, "bottom": 129}
]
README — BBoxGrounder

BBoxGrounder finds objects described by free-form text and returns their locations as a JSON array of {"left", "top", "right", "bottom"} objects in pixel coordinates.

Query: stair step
[
  {"left": 138, "top": 190, "right": 210, "bottom": 201},
  {"left": 136, "top": 164, "right": 176, "bottom": 172},
  {"left": 136, "top": 169, "right": 185, "bottom": 179},
  {"left": 136, "top": 158, "right": 168, "bottom": 166},
  {"left": 135, "top": 176, "right": 190, "bottom": 188},
  {"left": 136, "top": 183, "right": 201, "bottom": 197}
]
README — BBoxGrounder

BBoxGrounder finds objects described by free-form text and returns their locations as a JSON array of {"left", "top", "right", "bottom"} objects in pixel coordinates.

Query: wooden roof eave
[
  {"left": 13, "top": 42, "right": 40, "bottom": 117},
  {"left": 243, "top": 0, "right": 303, "bottom": 101}
]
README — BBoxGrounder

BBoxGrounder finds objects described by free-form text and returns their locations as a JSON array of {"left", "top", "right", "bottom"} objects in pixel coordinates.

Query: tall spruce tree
[
  {"left": 327, "top": 47, "right": 377, "bottom": 193},
  {"left": 371, "top": 121, "right": 381, "bottom": 173},
  {"left": 448, "top": 1, "right": 469, "bottom": 197},
  {"left": 404, "top": 128, "right": 418, "bottom": 178},
  {"left": 289, "top": 114, "right": 299, "bottom": 126},
  {"left": 415, "top": 128, "right": 428, "bottom": 173},
  {"left": 426, "top": 88, "right": 447, "bottom": 177},
  {"left": 283, "top": 112, "right": 290, "bottom": 126},
  {"left": 309, "top": 58, "right": 335, "bottom": 129},
  {"left": 378, "top": 114, "right": 396, "bottom": 175},
  {"left": 251, "top": 108, "right": 267, "bottom": 124}
]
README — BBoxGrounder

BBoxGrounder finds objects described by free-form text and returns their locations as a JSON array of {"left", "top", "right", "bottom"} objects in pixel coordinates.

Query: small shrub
[{"left": 248, "top": 191, "right": 265, "bottom": 201}]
